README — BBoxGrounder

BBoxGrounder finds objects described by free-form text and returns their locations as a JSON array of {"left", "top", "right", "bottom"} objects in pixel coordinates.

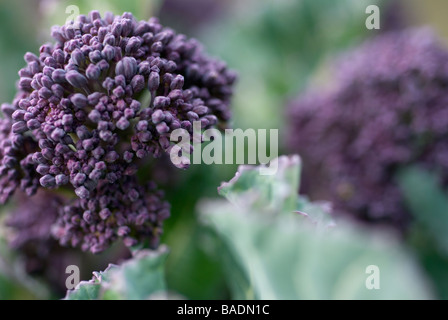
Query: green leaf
[
  {"left": 64, "top": 246, "right": 169, "bottom": 300},
  {"left": 398, "top": 166, "right": 448, "bottom": 253},
  {"left": 65, "top": 280, "right": 101, "bottom": 300},
  {"left": 217, "top": 155, "right": 301, "bottom": 214},
  {"left": 200, "top": 156, "right": 434, "bottom": 300}
]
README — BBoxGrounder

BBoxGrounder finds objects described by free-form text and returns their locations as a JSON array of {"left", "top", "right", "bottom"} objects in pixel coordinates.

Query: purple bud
[
  {"left": 106, "top": 172, "right": 117, "bottom": 183},
  {"left": 121, "top": 19, "right": 133, "bottom": 37},
  {"left": 151, "top": 41, "right": 163, "bottom": 53},
  {"left": 24, "top": 52, "right": 39, "bottom": 63},
  {"left": 66, "top": 70, "right": 88, "bottom": 88},
  {"left": 56, "top": 174, "right": 69, "bottom": 186},
  {"left": 136, "top": 149, "right": 147, "bottom": 158},
  {"left": 102, "top": 77, "right": 115, "bottom": 91},
  {"left": 138, "top": 131, "right": 151, "bottom": 142},
  {"left": 38, "top": 87, "right": 53, "bottom": 99},
  {"left": 51, "top": 84, "right": 64, "bottom": 98},
  {"left": 36, "top": 164, "right": 50, "bottom": 175},
  {"left": 154, "top": 96, "right": 170, "bottom": 108},
  {"left": 82, "top": 138, "right": 95, "bottom": 151},
  {"left": 30, "top": 78, "right": 41, "bottom": 90},
  {"left": 64, "top": 26, "right": 75, "bottom": 40},
  {"left": 28, "top": 61, "right": 40, "bottom": 75},
  {"left": 51, "top": 69, "right": 67, "bottom": 83},
  {"left": 159, "top": 136, "right": 170, "bottom": 149},
  {"left": 88, "top": 92, "right": 102, "bottom": 105},
  {"left": 73, "top": 173, "right": 87, "bottom": 186},
  {"left": 115, "top": 75, "right": 126, "bottom": 88},
  {"left": 130, "top": 100, "right": 141, "bottom": 112},
  {"left": 112, "top": 86, "right": 125, "bottom": 98},
  {"left": 12, "top": 110, "right": 25, "bottom": 121},
  {"left": 131, "top": 75, "right": 145, "bottom": 93},
  {"left": 136, "top": 120, "right": 148, "bottom": 131},
  {"left": 115, "top": 56, "right": 137, "bottom": 80},
  {"left": 168, "top": 89, "right": 182, "bottom": 101},
  {"left": 86, "top": 64, "right": 101, "bottom": 80},
  {"left": 193, "top": 106, "right": 209, "bottom": 115},
  {"left": 71, "top": 49, "right": 85, "bottom": 66},
  {"left": 138, "top": 61, "right": 151, "bottom": 75},
  {"left": 62, "top": 114, "right": 73, "bottom": 126},
  {"left": 116, "top": 117, "right": 130, "bottom": 130},
  {"left": 42, "top": 148, "right": 54, "bottom": 160},
  {"left": 125, "top": 37, "right": 142, "bottom": 54},
  {"left": 99, "top": 208, "right": 111, "bottom": 220},
  {"left": 88, "top": 109, "right": 102, "bottom": 123},
  {"left": 12, "top": 121, "right": 27, "bottom": 133},
  {"left": 123, "top": 151, "right": 133, "bottom": 163},
  {"left": 200, "top": 118, "right": 210, "bottom": 128},
  {"left": 170, "top": 75, "right": 184, "bottom": 90},
  {"left": 44, "top": 57, "right": 58, "bottom": 68},
  {"left": 41, "top": 75, "right": 54, "bottom": 89},
  {"left": 102, "top": 45, "right": 115, "bottom": 61},
  {"left": 103, "top": 33, "right": 116, "bottom": 46},
  {"left": 105, "top": 151, "right": 119, "bottom": 163},
  {"left": 88, "top": 50, "right": 102, "bottom": 64},
  {"left": 124, "top": 237, "right": 138, "bottom": 247},
  {"left": 128, "top": 189, "right": 139, "bottom": 201},
  {"left": 50, "top": 128, "right": 65, "bottom": 141},
  {"left": 99, "top": 130, "right": 113, "bottom": 141},
  {"left": 40, "top": 174, "right": 56, "bottom": 188},
  {"left": 117, "top": 226, "right": 130, "bottom": 236},
  {"left": 148, "top": 72, "right": 160, "bottom": 92},
  {"left": 19, "top": 77, "right": 33, "bottom": 90},
  {"left": 89, "top": 169, "right": 103, "bottom": 181},
  {"left": 187, "top": 111, "right": 199, "bottom": 122},
  {"left": 124, "top": 108, "right": 135, "bottom": 119},
  {"left": 39, "top": 139, "right": 53, "bottom": 149},
  {"left": 93, "top": 162, "right": 105, "bottom": 171},
  {"left": 151, "top": 109, "right": 165, "bottom": 124},
  {"left": 111, "top": 22, "right": 122, "bottom": 38},
  {"left": 156, "top": 122, "right": 170, "bottom": 134},
  {"left": 32, "top": 152, "right": 46, "bottom": 164},
  {"left": 76, "top": 125, "right": 91, "bottom": 139},
  {"left": 82, "top": 210, "right": 93, "bottom": 223},
  {"left": 92, "top": 146, "right": 105, "bottom": 159},
  {"left": 27, "top": 118, "right": 42, "bottom": 132},
  {"left": 52, "top": 49, "right": 65, "bottom": 65},
  {"left": 166, "top": 60, "right": 177, "bottom": 73},
  {"left": 154, "top": 30, "right": 174, "bottom": 44},
  {"left": 55, "top": 143, "right": 70, "bottom": 154}
]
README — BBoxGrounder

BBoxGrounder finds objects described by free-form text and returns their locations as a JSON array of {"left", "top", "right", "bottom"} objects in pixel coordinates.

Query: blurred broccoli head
[
  {"left": 287, "top": 28, "right": 448, "bottom": 229},
  {"left": 0, "top": 10, "right": 236, "bottom": 253}
]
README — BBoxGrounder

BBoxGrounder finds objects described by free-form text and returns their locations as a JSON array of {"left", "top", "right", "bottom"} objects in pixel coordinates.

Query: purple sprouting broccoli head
[
  {"left": 0, "top": 11, "right": 236, "bottom": 253},
  {"left": 54, "top": 176, "right": 170, "bottom": 253},
  {"left": 286, "top": 28, "right": 448, "bottom": 230}
]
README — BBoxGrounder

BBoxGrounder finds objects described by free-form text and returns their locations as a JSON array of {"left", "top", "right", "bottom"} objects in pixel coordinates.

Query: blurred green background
[{"left": 1, "top": 0, "right": 448, "bottom": 300}]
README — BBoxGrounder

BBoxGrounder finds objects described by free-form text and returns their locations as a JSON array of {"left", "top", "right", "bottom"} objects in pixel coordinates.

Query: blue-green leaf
[
  {"left": 64, "top": 246, "right": 169, "bottom": 300},
  {"left": 200, "top": 156, "right": 433, "bottom": 299}
]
